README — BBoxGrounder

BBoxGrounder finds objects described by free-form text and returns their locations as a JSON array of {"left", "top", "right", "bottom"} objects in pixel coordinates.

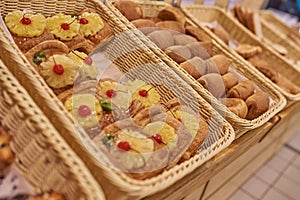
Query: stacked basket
[
  {"left": 105, "top": 0, "right": 286, "bottom": 138},
  {"left": 0, "top": 0, "right": 235, "bottom": 199}
]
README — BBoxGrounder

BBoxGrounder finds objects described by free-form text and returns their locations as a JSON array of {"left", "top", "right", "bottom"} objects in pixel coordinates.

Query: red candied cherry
[
  {"left": 79, "top": 18, "right": 89, "bottom": 24},
  {"left": 61, "top": 23, "right": 70, "bottom": 30},
  {"left": 21, "top": 17, "right": 31, "bottom": 25},
  {"left": 52, "top": 64, "right": 64, "bottom": 75},
  {"left": 117, "top": 141, "right": 131, "bottom": 151},
  {"left": 84, "top": 57, "right": 93, "bottom": 65},
  {"left": 106, "top": 89, "right": 117, "bottom": 98},
  {"left": 139, "top": 89, "right": 148, "bottom": 97},
  {"left": 151, "top": 134, "right": 163, "bottom": 144},
  {"left": 78, "top": 105, "right": 92, "bottom": 117}
]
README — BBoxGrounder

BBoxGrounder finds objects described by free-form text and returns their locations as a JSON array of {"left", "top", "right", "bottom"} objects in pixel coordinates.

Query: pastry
[
  {"left": 165, "top": 45, "right": 192, "bottom": 63},
  {"left": 186, "top": 41, "right": 213, "bottom": 59},
  {"left": 46, "top": 13, "right": 80, "bottom": 41},
  {"left": 87, "top": 21, "right": 114, "bottom": 46},
  {"left": 165, "top": 98, "right": 208, "bottom": 161},
  {"left": 40, "top": 54, "right": 80, "bottom": 89},
  {"left": 185, "top": 26, "right": 212, "bottom": 42},
  {"left": 227, "top": 80, "right": 255, "bottom": 100},
  {"left": 180, "top": 57, "right": 206, "bottom": 79},
  {"left": 62, "top": 33, "right": 95, "bottom": 54},
  {"left": 219, "top": 98, "right": 248, "bottom": 118},
  {"left": 277, "top": 74, "right": 300, "bottom": 94},
  {"left": 144, "top": 16, "right": 162, "bottom": 23},
  {"left": 245, "top": 91, "right": 270, "bottom": 120},
  {"left": 247, "top": 11, "right": 262, "bottom": 39},
  {"left": 210, "top": 26, "right": 230, "bottom": 44},
  {"left": 156, "top": 21, "right": 185, "bottom": 34},
  {"left": 0, "top": 126, "right": 14, "bottom": 170},
  {"left": 174, "top": 34, "right": 197, "bottom": 46},
  {"left": 131, "top": 19, "right": 157, "bottom": 35},
  {"left": 27, "top": 192, "right": 66, "bottom": 200},
  {"left": 222, "top": 72, "right": 239, "bottom": 91},
  {"left": 236, "top": 44, "right": 262, "bottom": 58},
  {"left": 93, "top": 105, "right": 192, "bottom": 180},
  {"left": 157, "top": 6, "right": 186, "bottom": 26},
  {"left": 197, "top": 73, "right": 226, "bottom": 98},
  {"left": 25, "top": 40, "right": 69, "bottom": 72},
  {"left": 114, "top": 0, "right": 143, "bottom": 21},
  {"left": 148, "top": 30, "right": 174, "bottom": 50},
  {"left": 78, "top": 11, "right": 104, "bottom": 37}
]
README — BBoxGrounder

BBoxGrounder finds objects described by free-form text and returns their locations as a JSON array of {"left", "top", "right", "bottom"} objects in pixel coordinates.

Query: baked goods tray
[
  {"left": 105, "top": 0, "right": 286, "bottom": 137},
  {"left": 0, "top": 0, "right": 235, "bottom": 199},
  {"left": 181, "top": 4, "right": 300, "bottom": 103},
  {"left": 0, "top": 58, "right": 104, "bottom": 199}
]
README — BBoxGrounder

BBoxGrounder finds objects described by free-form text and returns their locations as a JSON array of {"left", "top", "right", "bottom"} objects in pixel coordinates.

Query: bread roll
[
  {"left": 148, "top": 30, "right": 174, "bottom": 50},
  {"left": 227, "top": 80, "right": 255, "bottom": 100},
  {"left": 277, "top": 74, "right": 300, "bottom": 94},
  {"left": 210, "top": 26, "right": 230, "bottom": 44},
  {"left": 165, "top": 45, "right": 192, "bottom": 63},
  {"left": 219, "top": 98, "right": 248, "bottom": 118},
  {"left": 114, "top": 0, "right": 143, "bottom": 21},
  {"left": 186, "top": 41, "right": 213, "bottom": 59},
  {"left": 246, "top": 91, "right": 270, "bottom": 120},
  {"left": 131, "top": 19, "right": 156, "bottom": 35},
  {"left": 185, "top": 26, "right": 212, "bottom": 42},
  {"left": 174, "top": 34, "right": 197, "bottom": 45},
  {"left": 207, "top": 54, "right": 230, "bottom": 75},
  {"left": 157, "top": 6, "right": 186, "bottom": 26},
  {"left": 248, "top": 57, "right": 279, "bottom": 83},
  {"left": 222, "top": 72, "right": 238, "bottom": 91},
  {"left": 156, "top": 21, "right": 185, "bottom": 34},
  {"left": 197, "top": 73, "right": 226, "bottom": 98},
  {"left": 180, "top": 57, "right": 206, "bottom": 79}
]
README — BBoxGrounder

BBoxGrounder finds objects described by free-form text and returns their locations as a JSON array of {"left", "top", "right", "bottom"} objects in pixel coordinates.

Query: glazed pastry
[
  {"left": 222, "top": 72, "right": 239, "bottom": 91},
  {"left": 93, "top": 105, "right": 192, "bottom": 180},
  {"left": 185, "top": 26, "right": 212, "bottom": 42},
  {"left": 219, "top": 98, "right": 248, "bottom": 118},
  {"left": 148, "top": 30, "right": 174, "bottom": 50},
  {"left": 157, "top": 6, "right": 186, "bottom": 26},
  {"left": 67, "top": 50, "right": 98, "bottom": 79},
  {"left": 245, "top": 91, "right": 270, "bottom": 120},
  {"left": 114, "top": 0, "right": 143, "bottom": 21},
  {"left": 236, "top": 44, "right": 262, "bottom": 58},
  {"left": 63, "top": 33, "right": 95, "bottom": 54},
  {"left": 174, "top": 34, "right": 197, "bottom": 46},
  {"left": 0, "top": 126, "right": 14, "bottom": 170},
  {"left": 25, "top": 40, "right": 69, "bottom": 72},
  {"left": 248, "top": 57, "right": 279, "bottom": 83},
  {"left": 156, "top": 21, "right": 185, "bottom": 34},
  {"left": 186, "top": 41, "right": 213, "bottom": 59},
  {"left": 46, "top": 13, "right": 80, "bottom": 41},
  {"left": 210, "top": 26, "right": 230, "bottom": 44},
  {"left": 78, "top": 11, "right": 104, "bottom": 37},
  {"left": 165, "top": 98, "right": 209, "bottom": 161},
  {"left": 40, "top": 54, "right": 80, "bottom": 89},
  {"left": 165, "top": 45, "right": 192, "bottom": 63},
  {"left": 227, "top": 80, "right": 255, "bottom": 100},
  {"left": 180, "top": 57, "right": 206, "bottom": 79},
  {"left": 207, "top": 54, "right": 230, "bottom": 75},
  {"left": 197, "top": 73, "right": 226, "bottom": 98},
  {"left": 126, "top": 79, "right": 161, "bottom": 108}
]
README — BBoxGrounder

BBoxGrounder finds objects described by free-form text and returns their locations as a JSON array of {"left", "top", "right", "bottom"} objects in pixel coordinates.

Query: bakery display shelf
[
  {"left": 181, "top": 4, "right": 300, "bottom": 103},
  {"left": 105, "top": 0, "right": 286, "bottom": 138},
  {"left": 0, "top": 58, "right": 104, "bottom": 200},
  {"left": 0, "top": 0, "right": 235, "bottom": 199}
]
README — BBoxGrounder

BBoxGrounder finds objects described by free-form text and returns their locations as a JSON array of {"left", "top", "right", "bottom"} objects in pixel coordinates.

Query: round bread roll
[
  {"left": 210, "top": 26, "right": 230, "bottom": 44},
  {"left": 185, "top": 25, "right": 211, "bottom": 42},
  {"left": 131, "top": 19, "right": 156, "bottom": 35},
  {"left": 245, "top": 91, "right": 270, "bottom": 120},
  {"left": 197, "top": 73, "right": 226, "bottom": 98},
  {"left": 208, "top": 54, "right": 230, "bottom": 75},
  {"left": 114, "top": 0, "right": 143, "bottom": 21},
  {"left": 148, "top": 30, "right": 174, "bottom": 50},
  {"left": 227, "top": 80, "right": 255, "bottom": 100},
  {"left": 157, "top": 6, "right": 186, "bottom": 26},
  {"left": 174, "top": 34, "right": 197, "bottom": 45},
  {"left": 222, "top": 72, "right": 238, "bottom": 91},
  {"left": 186, "top": 41, "right": 213, "bottom": 60}
]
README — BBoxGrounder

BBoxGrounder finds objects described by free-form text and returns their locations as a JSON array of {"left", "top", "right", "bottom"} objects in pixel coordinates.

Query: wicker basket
[
  {"left": 181, "top": 4, "right": 300, "bottom": 102},
  {"left": 0, "top": 58, "right": 105, "bottom": 200},
  {"left": 0, "top": 0, "right": 235, "bottom": 199},
  {"left": 105, "top": 0, "right": 286, "bottom": 137},
  {"left": 259, "top": 10, "right": 300, "bottom": 42}
]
